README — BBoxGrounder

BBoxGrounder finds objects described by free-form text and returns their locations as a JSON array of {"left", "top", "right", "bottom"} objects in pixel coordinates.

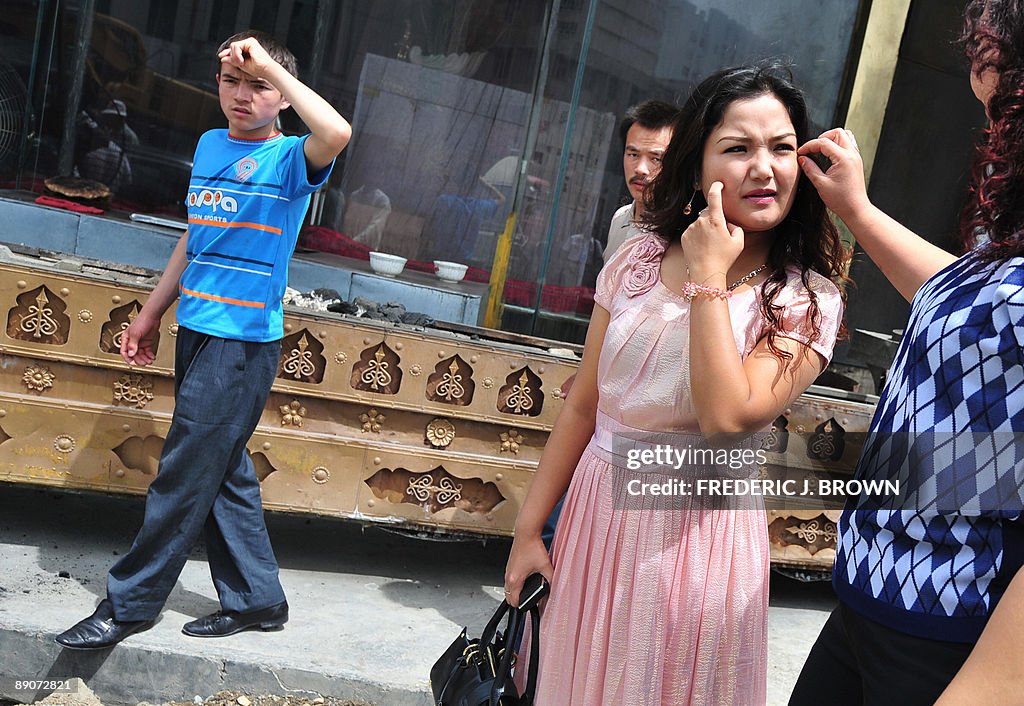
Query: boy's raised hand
[{"left": 219, "top": 37, "right": 276, "bottom": 79}]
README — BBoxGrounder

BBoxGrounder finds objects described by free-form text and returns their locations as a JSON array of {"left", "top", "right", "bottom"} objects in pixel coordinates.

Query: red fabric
[
  {"left": 297, "top": 225, "right": 596, "bottom": 315},
  {"left": 35, "top": 195, "right": 105, "bottom": 214}
]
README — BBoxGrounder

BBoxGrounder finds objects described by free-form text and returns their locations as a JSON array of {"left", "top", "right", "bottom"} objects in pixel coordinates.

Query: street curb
[{"left": 0, "top": 628, "right": 431, "bottom": 706}]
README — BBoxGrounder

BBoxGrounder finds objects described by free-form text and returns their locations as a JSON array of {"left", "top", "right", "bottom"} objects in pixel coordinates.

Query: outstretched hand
[
  {"left": 219, "top": 37, "right": 277, "bottom": 80},
  {"left": 798, "top": 128, "right": 870, "bottom": 222},
  {"left": 681, "top": 181, "right": 744, "bottom": 284}
]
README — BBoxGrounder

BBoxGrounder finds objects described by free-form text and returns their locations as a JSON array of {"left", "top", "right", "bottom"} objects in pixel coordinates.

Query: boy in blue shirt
[{"left": 56, "top": 30, "right": 351, "bottom": 649}]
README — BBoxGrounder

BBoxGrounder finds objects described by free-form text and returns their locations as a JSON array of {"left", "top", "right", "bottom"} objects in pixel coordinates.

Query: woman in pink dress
[{"left": 504, "top": 62, "right": 849, "bottom": 705}]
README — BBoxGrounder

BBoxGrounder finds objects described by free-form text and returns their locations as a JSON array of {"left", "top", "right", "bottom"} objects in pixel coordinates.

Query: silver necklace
[{"left": 728, "top": 264, "right": 768, "bottom": 291}]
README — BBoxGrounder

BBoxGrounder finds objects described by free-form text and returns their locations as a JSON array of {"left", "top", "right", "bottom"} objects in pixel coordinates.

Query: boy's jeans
[{"left": 108, "top": 327, "right": 285, "bottom": 620}]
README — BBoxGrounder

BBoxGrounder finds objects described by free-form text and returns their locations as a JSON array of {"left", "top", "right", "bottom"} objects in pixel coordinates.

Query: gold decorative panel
[
  {"left": 113, "top": 373, "right": 155, "bottom": 408},
  {"left": 99, "top": 300, "right": 150, "bottom": 355},
  {"left": 497, "top": 367, "right": 544, "bottom": 417},
  {"left": 499, "top": 429, "right": 524, "bottom": 454},
  {"left": 762, "top": 415, "right": 790, "bottom": 453},
  {"left": 425, "top": 418, "right": 456, "bottom": 448},
  {"left": 807, "top": 418, "right": 845, "bottom": 462},
  {"left": 23, "top": 364, "right": 55, "bottom": 393},
  {"left": 351, "top": 342, "right": 402, "bottom": 395},
  {"left": 364, "top": 466, "right": 504, "bottom": 515},
  {"left": 279, "top": 400, "right": 307, "bottom": 427},
  {"left": 250, "top": 452, "right": 279, "bottom": 481},
  {"left": 770, "top": 513, "right": 839, "bottom": 557},
  {"left": 113, "top": 435, "right": 165, "bottom": 476},
  {"left": 277, "top": 329, "right": 327, "bottom": 384},
  {"left": 7, "top": 285, "right": 71, "bottom": 345},
  {"left": 425, "top": 355, "right": 475, "bottom": 406},
  {"left": 360, "top": 408, "right": 386, "bottom": 433}
]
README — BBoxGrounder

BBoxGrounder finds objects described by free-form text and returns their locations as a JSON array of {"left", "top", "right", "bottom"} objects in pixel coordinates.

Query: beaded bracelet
[{"left": 681, "top": 282, "right": 733, "bottom": 302}]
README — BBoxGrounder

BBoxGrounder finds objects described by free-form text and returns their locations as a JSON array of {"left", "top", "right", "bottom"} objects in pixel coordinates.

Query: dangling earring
[{"left": 682, "top": 191, "right": 697, "bottom": 216}]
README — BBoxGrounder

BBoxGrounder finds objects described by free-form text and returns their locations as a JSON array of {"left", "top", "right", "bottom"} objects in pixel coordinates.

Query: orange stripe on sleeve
[
  {"left": 187, "top": 217, "right": 283, "bottom": 235},
  {"left": 179, "top": 285, "right": 266, "bottom": 309}
]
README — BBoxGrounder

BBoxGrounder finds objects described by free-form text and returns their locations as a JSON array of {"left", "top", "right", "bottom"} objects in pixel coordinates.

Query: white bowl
[
  {"left": 369, "top": 251, "right": 407, "bottom": 277},
  {"left": 434, "top": 260, "right": 468, "bottom": 283}
]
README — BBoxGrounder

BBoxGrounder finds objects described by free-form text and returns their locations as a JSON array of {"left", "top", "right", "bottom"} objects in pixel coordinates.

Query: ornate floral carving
[
  {"left": 7, "top": 285, "right": 71, "bottom": 345},
  {"left": 334, "top": 351, "right": 348, "bottom": 364},
  {"left": 279, "top": 400, "right": 307, "bottom": 427},
  {"left": 78, "top": 309, "right": 93, "bottom": 323},
  {"left": 497, "top": 367, "right": 544, "bottom": 417},
  {"left": 426, "top": 355, "right": 475, "bottom": 406},
  {"left": 807, "top": 418, "right": 845, "bottom": 462},
  {"left": 281, "top": 333, "right": 318, "bottom": 379},
  {"left": 410, "top": 364, "right": 423, "bottom": 376},
  {"left": 351, "top": 342, "right": 402, "bottom": 394},
  {"left": 761, "top": 414, "right": 790, "bottom": 453},
  {"left": 168, "top": 323, "right": 179, "bottom": 337},
  {"left": 482, "top": 377, "right": 494, "bottom": 389},
  {"left": 786, "top": 519, "right": 838, "bottom": 545},
  {"left": 407, "top": 474, "right": 463, "bottom": 506},
  {"left": 426, "top": 418, "right": 456, "bottom": 448},
  {"left": 364, "top": 466, "right": 504, "bottom": 515},
  {"left": 100, "top": 301, "right": 148, "bottom": 354},
  {"left": 499, "top": 429, "right": 524, "bottom": 454},
  {"left": 311, "top": 466, "right": 330, "bottom": 484},
  {"left": 23, "top": 365, "right": 55, "bottom": 393},
  {"left": 113, "top": 373, "right": 154, "bottom": 408},
  {"left": 360, "top": 408, "right": 386, "bottom": 433}
]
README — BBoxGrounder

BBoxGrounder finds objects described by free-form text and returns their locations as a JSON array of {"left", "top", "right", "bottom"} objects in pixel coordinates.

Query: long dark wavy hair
[
  {"left": 641, "top": 61, "right": 849, "bottom": 360},
  {"left": 961, "top": 0, "right": 1024, "bottom": 261}
]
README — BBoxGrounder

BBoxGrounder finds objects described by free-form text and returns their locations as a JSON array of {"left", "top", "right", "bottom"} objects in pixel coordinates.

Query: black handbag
[{"left": 430, "top": 574, "right": 549, "bottom": 706}]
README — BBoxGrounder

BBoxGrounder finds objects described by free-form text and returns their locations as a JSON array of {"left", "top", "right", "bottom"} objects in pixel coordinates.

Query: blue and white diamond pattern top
[{"left": 835, "top": 252, "right": 1024, "bottom": 643}]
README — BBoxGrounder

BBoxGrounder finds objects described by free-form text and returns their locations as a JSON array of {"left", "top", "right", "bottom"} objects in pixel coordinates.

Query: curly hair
[
  {"left": 641, "top": 61, "right": 849, "bottom": 360},
  {"left": 960, "top": 0, "right": 1024, "bottom": 261}
]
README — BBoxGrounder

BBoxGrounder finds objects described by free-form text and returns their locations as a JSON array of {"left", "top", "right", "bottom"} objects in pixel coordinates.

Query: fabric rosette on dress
[{"left": 621, "top": 233, "right": 667, "bottom": 297}]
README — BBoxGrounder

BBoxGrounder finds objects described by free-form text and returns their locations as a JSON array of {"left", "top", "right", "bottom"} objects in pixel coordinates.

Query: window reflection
[{"left": 0, "top": 0, "right": 863, "bottom": 344}]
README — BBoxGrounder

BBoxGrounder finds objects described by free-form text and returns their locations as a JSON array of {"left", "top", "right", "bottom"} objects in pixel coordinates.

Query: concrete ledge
[{"left": 0, "top": 484, "right": 835, "bottom": 706}]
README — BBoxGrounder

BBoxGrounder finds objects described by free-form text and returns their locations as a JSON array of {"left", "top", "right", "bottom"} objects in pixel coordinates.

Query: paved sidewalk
[{"left": 0, "top": 485, "right": 834, "bottom": 705}]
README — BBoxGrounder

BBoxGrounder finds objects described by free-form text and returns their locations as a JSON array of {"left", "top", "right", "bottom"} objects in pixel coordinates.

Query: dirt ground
[{"left": 9, "top": 682, "right": 373, "bottom": 706}]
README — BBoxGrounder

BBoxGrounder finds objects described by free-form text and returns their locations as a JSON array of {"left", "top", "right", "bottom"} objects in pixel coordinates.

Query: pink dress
[{"left": 530, "top": 233, "right": 843, "bottom": 705}]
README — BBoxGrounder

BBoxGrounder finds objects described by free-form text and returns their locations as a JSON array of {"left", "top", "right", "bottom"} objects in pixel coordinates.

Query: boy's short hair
[
  {"left": 618, "top": 100, "right": 678, "bottom": 144},
  {"left": 218, "top": 30, "right": 298, "bottom": 79}
]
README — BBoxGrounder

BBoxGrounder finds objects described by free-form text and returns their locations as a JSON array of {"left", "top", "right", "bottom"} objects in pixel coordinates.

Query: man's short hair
[
  {"left": 218, "top": 30, "right": 299, "bottom": 79},
  {"left": 618, "top": 100, "right": 678, "bottom": 144}
]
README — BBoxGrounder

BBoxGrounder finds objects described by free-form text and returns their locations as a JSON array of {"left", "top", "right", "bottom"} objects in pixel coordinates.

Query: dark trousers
[
  {"left": 789, "top": 602, "right": 974, "bottom": 706},
  {"left": 107, "top": 327, "right": 285, "bottom": 621}
]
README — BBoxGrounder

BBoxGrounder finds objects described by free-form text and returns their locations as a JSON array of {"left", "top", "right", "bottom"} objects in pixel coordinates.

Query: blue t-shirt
[
  {"left": 178, "top": 130, "right": 332, "bottom": 341},
  {"left": 835, "top": 252, "right": 1024, "bottom": 643}
]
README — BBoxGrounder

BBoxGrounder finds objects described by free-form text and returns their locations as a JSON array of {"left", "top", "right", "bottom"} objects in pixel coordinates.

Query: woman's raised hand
[
  {"left": 798, "top": 128, "right": 870, "bottom": 223},
  {"left": 681, "top": 181, "right": 744, "bottom": 284}
]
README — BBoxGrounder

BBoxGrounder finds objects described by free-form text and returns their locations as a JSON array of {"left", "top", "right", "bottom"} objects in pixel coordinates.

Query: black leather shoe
[
  {"left": 55, "top": 599, "right": 154, "bottom": 650},
  {"left": 181, "top": 600, "right": 288, "bottom": 637}
]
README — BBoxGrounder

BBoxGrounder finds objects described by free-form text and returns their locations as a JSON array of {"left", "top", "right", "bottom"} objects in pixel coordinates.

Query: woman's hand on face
[
  {"left": 797, "top": 128, "right": 871, "bottom": 222},
  {"left": 681, "top": 181, "right": 744, "bottom": 284},
  {"left": 503, "top": 534, "right": 553, "bottom": 608}
]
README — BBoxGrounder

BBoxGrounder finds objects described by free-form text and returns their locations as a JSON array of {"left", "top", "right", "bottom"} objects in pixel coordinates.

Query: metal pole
[
  {"left": 483, "top": 0, "right": 562, "bottom": 330},
  {"left": 16, "top": 0, "right": 52, "bottom": 190},
  {"left": 57, "top": 0, "right": 97, "bottom": 176},
  {"left": 529, "top": 0, "right": 599, "bottom": 335}
]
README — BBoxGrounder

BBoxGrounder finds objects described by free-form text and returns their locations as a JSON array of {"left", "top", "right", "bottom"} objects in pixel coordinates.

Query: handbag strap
[
  {"left": 489, "top": 606, "right": 523, "bottom": 704},
  {"left": 480, "top": 599, "right": 512, "bottom": 647},
  {"left": 518, "top": 604, "right": 541, "bottom": 704}
]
